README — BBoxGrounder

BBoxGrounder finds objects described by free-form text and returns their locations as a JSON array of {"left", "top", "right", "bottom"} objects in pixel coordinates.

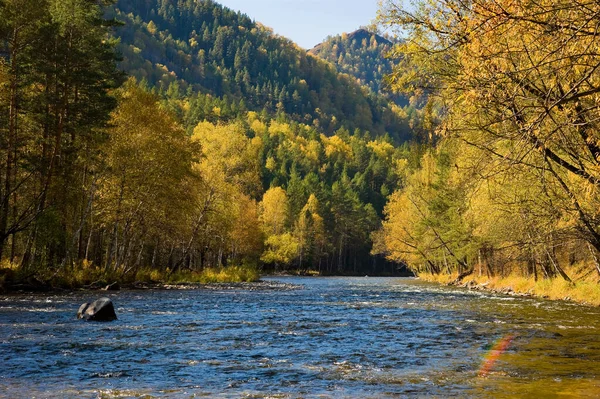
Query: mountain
[
  {"left": 108, "top": 0, "right": 411, "bottom": 141},
  {"left": 310, "top": 29, "right": 407, "bottom": 106}
]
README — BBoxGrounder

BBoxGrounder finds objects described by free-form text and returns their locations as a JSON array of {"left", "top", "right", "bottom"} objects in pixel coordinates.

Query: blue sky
[{"left": 217, "top": 0, "right": 380, "bottom": 49}]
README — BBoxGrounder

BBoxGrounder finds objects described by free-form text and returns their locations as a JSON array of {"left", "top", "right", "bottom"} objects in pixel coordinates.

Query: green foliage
[
  {"left": 310, "top": 29, "right": 403, "bottom": 104},
  {"left": 0, "top": 0, "right": 412, "bottom": 288},
  {"left": 0, "top": 0, "right": 123, "bottom": 271},
  {"left": 250, "top": 117, "right": 404, "bottom": 274},
  {"left": 108, "top": 0, "right": 412, "bottom": 141}
]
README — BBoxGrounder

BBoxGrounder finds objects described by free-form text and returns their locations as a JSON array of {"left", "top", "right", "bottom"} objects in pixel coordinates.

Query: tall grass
[
  {"left": 132, "top": 265, "right": 261, "bottom": 284},
  {"left": 158, "top": 266, "right": 260, "bottom": 284},
  {"left": 191, "top": 266, "right": 260, "bottom": 284}
]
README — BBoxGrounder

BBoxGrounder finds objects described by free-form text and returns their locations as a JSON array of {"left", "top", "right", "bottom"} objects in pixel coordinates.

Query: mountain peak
[
  {"left": 346, "top": 28, "right": 392, "bottom": 46},
  {"left": 308, "top": 27, "right": 408, "bottom": 107},
  {"left": 310, "top": 28, "right": 392, "bottom": 54}
]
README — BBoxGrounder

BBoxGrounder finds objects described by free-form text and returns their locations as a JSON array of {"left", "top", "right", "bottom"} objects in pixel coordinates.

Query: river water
[{"left": 0, "top": 277, "right": 599, "bottom": 398}]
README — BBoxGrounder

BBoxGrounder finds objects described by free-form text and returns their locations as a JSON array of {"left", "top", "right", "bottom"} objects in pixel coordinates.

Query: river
[{"left": 0, "top": 277, "right": 599, "bottom": 398}]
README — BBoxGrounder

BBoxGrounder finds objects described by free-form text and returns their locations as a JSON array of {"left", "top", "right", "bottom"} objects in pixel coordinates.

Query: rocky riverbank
[
  {"left": 0, "top": 278, "right": 303, "bottom": 294},
  {"left": 0, "top": 265, "right": 263, "bottom": 294},
  {"left": 418, "top": 272, "right": 600, "bottom": 307}
]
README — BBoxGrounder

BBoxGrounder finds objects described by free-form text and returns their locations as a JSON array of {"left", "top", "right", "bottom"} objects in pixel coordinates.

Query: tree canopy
[{"left": 377, "top": 0, "right": 600, "bottom": 281}]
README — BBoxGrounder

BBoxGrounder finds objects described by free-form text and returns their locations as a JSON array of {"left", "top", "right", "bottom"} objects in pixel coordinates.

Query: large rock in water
[{"left": 77, "top": 297, "right": 117, "bottom": 321}]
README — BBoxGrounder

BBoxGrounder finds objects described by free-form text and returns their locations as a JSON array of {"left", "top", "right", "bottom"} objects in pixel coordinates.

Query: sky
[{"left": 217, "top": 0, "right": 381, "bottom": 49}]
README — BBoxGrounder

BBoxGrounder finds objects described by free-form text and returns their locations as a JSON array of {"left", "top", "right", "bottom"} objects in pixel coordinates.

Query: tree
[
  {"left": 378, "top": 147, "right": 474, "bottom": 275},
  {"left": 111, "top": 0, "right": 412, "bottom": 140},
  {"left": 295, "top": 194, "right": 327, "bottom": 269},
  {"left": 0, "top": 0, "right": 123, "bottom": 270},
  {"left": 0, "top": 0, "right": 48, "bottom": 263},
  {"left": 380, "top": 0, "right": 599, "bottom": 278},
  {"left": 188, "top": 121, "right": 264, "bottom": 269},
  {"left": 259, "top": 186, "right": 289, "bottom": 237},
  {"left": 96, "top": 81, "right": 199, "bottom": 274},
  {"left": 261, "top": 233, "right": 299, "bottom": 267}
]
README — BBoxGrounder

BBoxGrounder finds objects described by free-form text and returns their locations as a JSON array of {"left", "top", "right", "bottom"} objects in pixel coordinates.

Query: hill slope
[
  {"left": 311, "top": 29, "right": 392, "bottom": 93},
  {"left": 310, "top": 29, "right": 409, "bottom": 107},
  {"left": 109, "top": 0, "right": 411, "bottom": 141}
]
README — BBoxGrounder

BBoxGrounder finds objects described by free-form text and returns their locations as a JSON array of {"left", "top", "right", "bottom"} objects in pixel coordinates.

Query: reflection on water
[{"left": 0, "top": 277, "right": 599, "bottom": 398}]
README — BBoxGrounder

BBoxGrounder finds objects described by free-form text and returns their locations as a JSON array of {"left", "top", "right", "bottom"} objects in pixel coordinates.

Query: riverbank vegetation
[
  {"left": 375, "top": 0, "right": 600, "bottom": 301},
  {"left": 418, "top": 272, "right": 600, "bottom": 307},
  {"left": 0, "top": 258, "right": 260, "bottom": 291}
]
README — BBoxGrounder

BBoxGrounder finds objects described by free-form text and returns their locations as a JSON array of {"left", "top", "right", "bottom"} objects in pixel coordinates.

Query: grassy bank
[
  {"left": 0, "top": 260, "right": 260, "bottom": 292},
  {"left": 418, "top": 271, "right": 600, "bottom": 306}
]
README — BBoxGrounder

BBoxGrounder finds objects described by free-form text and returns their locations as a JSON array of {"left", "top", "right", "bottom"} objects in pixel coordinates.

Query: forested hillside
[
  {"left": 310, "top": 29, "right": 400, "bottom": 102},
  {"left": 108, "top": 0, "right": 412, "bottom": 141},
  {"left": 376, "top": 0, "right": 600, "bottom": 296},
  {"left": 310, "top": 28, "right": 429, "bottom": 140},
  {"left": 0, "top": 0, "right": 415, "bottom": 290}
]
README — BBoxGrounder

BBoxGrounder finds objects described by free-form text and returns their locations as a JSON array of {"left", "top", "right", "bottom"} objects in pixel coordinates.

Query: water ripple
[{"left": 0, "top": 277, "right": 599, "bottom": 398}]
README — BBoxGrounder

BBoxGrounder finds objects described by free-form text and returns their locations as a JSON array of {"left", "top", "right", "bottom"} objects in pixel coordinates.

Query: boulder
[{"left": 77, "top": 297, "right": 117, "bottom": 321}]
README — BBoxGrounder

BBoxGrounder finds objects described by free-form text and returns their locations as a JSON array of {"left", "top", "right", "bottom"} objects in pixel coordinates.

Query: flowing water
[{"left": 0, "top": 277, "right": 599, "bottom": 398}]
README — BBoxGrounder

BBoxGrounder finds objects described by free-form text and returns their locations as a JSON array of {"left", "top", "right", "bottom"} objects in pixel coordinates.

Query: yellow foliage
[
  {"left": 261, "top": 233, "right": 300, "bottom": 265},
  {"left": 298, "top": 140, "right": 322, "bottom": 170},
  {"left": 367, "top": 140, "right": 395, "bottom": 160},
  {"left": 146, "top": 20, "right": 157, "bottom": 35},
  {"left": 323, "top": 135, "right": 352, "bottom": 160},
  {"left": 379, "top": 0, "right": 600, "bottom": 283},
  {"left": 249, "top": 118, "right": 267, "bottom": 135},
  {"left": 268, "top": 120, "right": 293, "bottom": 138},
  {"left": 193, "top": 266, "right": 260, "bottom": 284},
  {"left": 265, "top": 156, "right": 277, "bottom": 172},
  {"left": 192, "top": 121, "right": 262, "bottom": 198},
  {"left": 259, "top": 187, "right": 289, "bottom": 236},
  {"left": 230, "top": 195, "right": 264, "bottom": 259},
  {"left": 419, "top": 272, "right": 600, "bottom": 306}
]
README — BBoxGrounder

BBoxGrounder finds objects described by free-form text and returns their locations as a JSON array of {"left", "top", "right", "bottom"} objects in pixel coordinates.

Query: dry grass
[
  {"left": 418, "top": 272, "right": 458, "bottom": 285},
  {"left": 172, "top": 266, "right": 260, "bottom": 284},
  {"left": 418, "top": 270, "right": 600, "bottom": 306},
  {"left": 135, "top": 265, "right": 261, "bottom": 284}
]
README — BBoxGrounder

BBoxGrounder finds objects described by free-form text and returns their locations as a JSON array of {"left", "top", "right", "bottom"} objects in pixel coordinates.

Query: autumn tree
[
  {"left": 259, "top": 186, "right": 299, "bottom": 268},
  {"left": 379, "top": 0, "right": 600, "bottom": 278},
  {"left": 95, "top": 81, "right": 199, "bottom": 274},
  {"left": 295, "top": 194, "right": 327, "bottom": 270},
  {"left": 189, "top": 121, "right": 263, "bottom": 269}
]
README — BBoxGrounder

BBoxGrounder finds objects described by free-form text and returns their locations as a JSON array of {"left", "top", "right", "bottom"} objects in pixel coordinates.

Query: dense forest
[
  {"left": 310, "top": 29, "right": 409, "bottom": 106},
  {"left": 4, "top": 0, "right": 597, "bottom": 294},
  {"left": 311, "top": 29, "right": 393, "bottom": 94},
  {"left": 310, "top": 28, "right": 431, "bottom": 142},
  {"left": 0, "top": 0, "right": 417, "bottom": 289},
  {"left": 109, "top": 0, "right": 413, "bottom": 141},
  {"left": 376, "top": 0, "right": 600, "bottom": 288}
]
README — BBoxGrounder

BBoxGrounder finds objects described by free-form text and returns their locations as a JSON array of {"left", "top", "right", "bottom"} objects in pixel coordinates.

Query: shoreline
[
  {"left": 0, "top": 267, "right": 413, "bottom": 295},
  {"left": 417, "top": 272, "right": 600, "bottom": 307},
  {"left": 0, "top": 265, "right": 261, "bottom": 294},
  {"left": 0, "top": 279, "right": 303, "bottom": 296}
]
